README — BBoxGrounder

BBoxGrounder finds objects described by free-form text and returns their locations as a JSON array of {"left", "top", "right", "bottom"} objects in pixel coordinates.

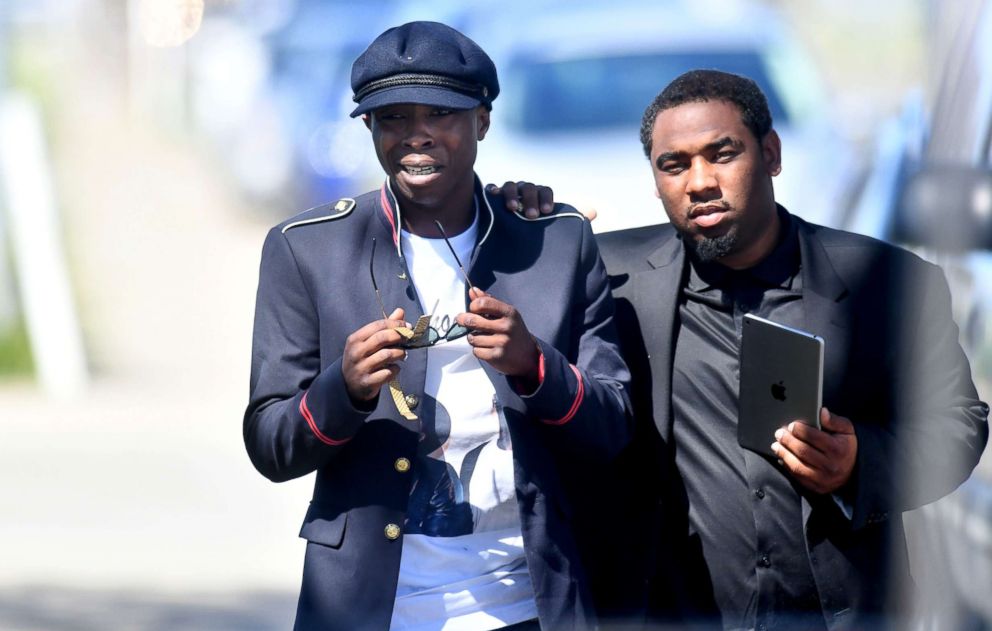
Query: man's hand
[
  {"left": 771, "top": 407, "right": 857, "bottom": 495},
  {"left": 456, "top": 287, "right": 541, "bottom": 380},
  {"left": 487, "top": 181, "right": 600, "bottom": 221},
  {"left": 486, "top": 181, "right": 554, "bottom": 219},
  {"left": 342, "top": 307, "right": 408, "bottom": 402}
]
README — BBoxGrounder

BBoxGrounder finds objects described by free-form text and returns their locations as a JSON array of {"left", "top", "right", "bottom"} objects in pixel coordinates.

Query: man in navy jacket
[{"left": 244, "top": 21, "right": 630, "bottom": 631}]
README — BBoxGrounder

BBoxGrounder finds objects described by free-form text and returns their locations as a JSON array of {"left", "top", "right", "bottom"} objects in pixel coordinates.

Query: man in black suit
[{"left": 586, "top": 70, "right": 989, "bottom": 629}]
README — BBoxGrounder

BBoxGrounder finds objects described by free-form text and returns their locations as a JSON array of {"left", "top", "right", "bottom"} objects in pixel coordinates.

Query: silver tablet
[{"left": 737, "top": 313, "right": 824, "bottom": 458}]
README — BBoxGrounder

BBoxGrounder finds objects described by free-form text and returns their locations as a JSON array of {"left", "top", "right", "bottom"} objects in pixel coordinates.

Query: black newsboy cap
[{"left": 350, "top": 21, "right": 499, "bottom": 118}]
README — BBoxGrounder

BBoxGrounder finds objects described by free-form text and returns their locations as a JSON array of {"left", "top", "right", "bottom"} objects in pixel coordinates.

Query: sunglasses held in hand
[{"left": 369, "top": 221, "right": 474, "bottom": 349}]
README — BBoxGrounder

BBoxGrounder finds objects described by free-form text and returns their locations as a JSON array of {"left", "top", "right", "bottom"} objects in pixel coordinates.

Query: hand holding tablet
[
  {"left": 737, "top": 314, "right": 824, "bottom": 458},
  {"left": 738, "top": 314, "right": 857, "bottom": 494}
]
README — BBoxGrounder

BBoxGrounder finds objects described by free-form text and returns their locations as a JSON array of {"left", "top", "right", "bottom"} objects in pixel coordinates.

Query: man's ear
[
  {"left": 762, "top": 129, "right": 782, "bottom": 176},
  {"left": 362, "top": 114, "right": 372, "bottom": 131},
  {"left": 477, "top": 107, "right": 491, "bottom": 141}
]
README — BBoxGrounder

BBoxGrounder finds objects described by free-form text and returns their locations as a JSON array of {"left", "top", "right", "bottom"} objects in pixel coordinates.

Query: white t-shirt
[{"left": 390, "top": 215, "right": 537, "bottom": 631}]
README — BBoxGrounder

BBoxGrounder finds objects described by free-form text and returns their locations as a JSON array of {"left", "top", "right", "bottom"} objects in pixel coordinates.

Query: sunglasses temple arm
[
  {"left": 433, "top": 220, "right": 474, "bottom": 288},
  {"left": 370, "top": 237, "right": 388, "bottom": 320},
  {"left": 374, "top": 288, "right": 388, "bottom": 321}
]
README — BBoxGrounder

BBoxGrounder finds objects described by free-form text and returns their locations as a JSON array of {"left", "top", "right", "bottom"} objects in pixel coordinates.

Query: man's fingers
[
  {"left": 488, "top": 181, "right": 554, "bottom": 218},
  {"left": 367, "top": 346, "right": 407, "bottom": 368},
  {"left": 518, "top": 182, "right": 554, "bottom": 217},
  {"left": 468, "top": 286, "right": 487, "bottom": 300},
  {"left": 348, "top": 316, "right": 409, "bottom": 346},
  {"left": 454, "top": 294, "right": 513, "bottom": 331},
  {"left": 771, "top": 442, "right": 817, "bottom": 483},
  {"left": 367, "top": 327, "right": 409, "bottom": 352},
  {"left": 518, "top": 181, "right": 539, "bottom": 217},
  {"left": 363, "top": 365, "right": 402, "bottom": 390},
  {"left": 775, "top": 427, "right": 829, "bottom": 466},
  {"left": 466, "top": 332, "right": 505, "bottom": 349},
  {"left": 537, "top": 185, "right": 554, "bottom": 215},
  {"left": 820, "top": 407, "right": 855, "bottom": 434},
  {"left": 458, "top": 312, "right": 506, "bottom": 334},
  {"left": 468, "top": 295, "right": 513, "bottom": 318},
  {"left": 773, "top": 410, "right": 857, "bottom": 495},
  {"left": 499, "top": 181, "right": 521, "bottom": 212},
  {"left": 784, "top": 420, "right": 834, "bottom": 452}
]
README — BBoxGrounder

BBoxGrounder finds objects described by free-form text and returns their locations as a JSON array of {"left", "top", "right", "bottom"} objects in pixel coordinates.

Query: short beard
[{"left": 689, "top": 231, "right": 737, "bottom": 262}]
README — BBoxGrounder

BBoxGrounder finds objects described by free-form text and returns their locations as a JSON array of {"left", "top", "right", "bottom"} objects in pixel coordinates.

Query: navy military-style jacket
[{"left": 244, "top": 177, "right": 632, "bottom": 631}]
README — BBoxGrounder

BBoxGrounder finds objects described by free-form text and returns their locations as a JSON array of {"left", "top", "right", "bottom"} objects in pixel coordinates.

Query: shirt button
[
  {"left": 394, "top": 457, "right": 411, "bottom": 473},
  {"left": 384, "top": 523, "right": 401, "bottom": 540},
  {"left": 404, "top": 394, "right": 419, "bottom": 410},
  {"left": 759, "top": 555, "right": 771, "bottom": 568},
  {"left": 754, "top": 489, "right": 766, "bottom": 499}
]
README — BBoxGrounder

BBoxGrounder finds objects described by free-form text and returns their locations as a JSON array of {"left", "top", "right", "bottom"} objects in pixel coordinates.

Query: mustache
[{"left": 688, "top": 200, "right": 731, "bottom": 217}]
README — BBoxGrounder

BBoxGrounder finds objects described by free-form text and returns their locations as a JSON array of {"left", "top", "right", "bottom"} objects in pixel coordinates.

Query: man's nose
[
  {"left": 686, "top": 158, "right": 719, "bottom": 197},
  {"left": 403, "top": 114, "right": 434, "bottom": 150}
]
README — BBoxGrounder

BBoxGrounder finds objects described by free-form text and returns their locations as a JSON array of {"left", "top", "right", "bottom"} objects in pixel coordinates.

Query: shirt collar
[{"left": 686, "top": 205, "right": 801, "bottom": 292}]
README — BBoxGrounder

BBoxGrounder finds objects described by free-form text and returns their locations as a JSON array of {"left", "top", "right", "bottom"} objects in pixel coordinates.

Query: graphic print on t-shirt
[
  {"left": 403, "top": 320, "right": 517, "bottom": 538},
  {"left": 397, "top": 217, "right": 521, "bottom": 540},
  {"left": 390, "top": 213, "right": 537, "bottom": 629}
]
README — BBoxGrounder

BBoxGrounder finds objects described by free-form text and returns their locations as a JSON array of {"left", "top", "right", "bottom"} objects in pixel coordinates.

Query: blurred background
[{"left": 0, "top": 0, "right": 990, "bottom": 629}]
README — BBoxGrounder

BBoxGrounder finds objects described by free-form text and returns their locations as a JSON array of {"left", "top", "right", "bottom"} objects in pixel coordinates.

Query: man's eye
[
  {"left": 431, "top": 108, "right": 453, "bottom": 116},
  {"left": 715, "top": 151, "right": 737, "bottom": 162},
  {"left": 661, "top": 163, "right": 685, "bottom": 174}
]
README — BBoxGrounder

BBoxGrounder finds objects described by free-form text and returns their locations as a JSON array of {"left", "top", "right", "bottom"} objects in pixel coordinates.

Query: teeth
[{"left": 404, "top": 165, "right": 438, "bottom": 175}]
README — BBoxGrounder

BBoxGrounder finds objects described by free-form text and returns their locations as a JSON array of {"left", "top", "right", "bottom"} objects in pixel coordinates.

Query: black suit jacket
[{"left": 592, "top": 213, "right": 989, "bottom": 629}]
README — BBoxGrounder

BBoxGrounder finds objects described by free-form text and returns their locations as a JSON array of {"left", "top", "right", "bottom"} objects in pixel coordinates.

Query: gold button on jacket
[{"left": 384, "top": 523, "right": 401, "bottom": 540}]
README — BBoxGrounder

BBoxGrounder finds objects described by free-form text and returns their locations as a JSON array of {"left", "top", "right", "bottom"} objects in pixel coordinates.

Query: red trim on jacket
[
  {"left": 542, "top": 364, "right": 584, "bottom": 426},
  {"left": 300, "top": 391, "right": 352, "bottom": 446},
  {"left": 379, "top": 185, "right": 399, "bottom": 246},
  {"left": 510, "top": 351, "right": 546, "bottom": 395}
]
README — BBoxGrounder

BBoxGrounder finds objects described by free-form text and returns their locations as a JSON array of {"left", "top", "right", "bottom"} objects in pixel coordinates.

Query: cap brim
[{"left": 350, "top": 85, "right": 482, "bottom": 117}]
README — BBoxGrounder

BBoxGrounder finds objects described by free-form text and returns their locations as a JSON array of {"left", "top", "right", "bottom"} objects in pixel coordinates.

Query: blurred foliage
[
  {"left": 0, "top": 319, "right": 33, "bottom": 375},
  {"left": 9, "top": 32, "right": 59, "bottom": 108}
]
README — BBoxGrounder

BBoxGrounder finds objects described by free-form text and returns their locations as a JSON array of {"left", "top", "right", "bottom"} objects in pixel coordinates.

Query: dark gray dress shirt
[{"left": 671, "top": 211, "right": 827, "bottom": 631}]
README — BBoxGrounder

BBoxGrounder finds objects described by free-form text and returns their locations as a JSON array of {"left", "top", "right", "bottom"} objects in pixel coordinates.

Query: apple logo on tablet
[{"left": 771, "top": 380, "right": 787, "bottom": 401}]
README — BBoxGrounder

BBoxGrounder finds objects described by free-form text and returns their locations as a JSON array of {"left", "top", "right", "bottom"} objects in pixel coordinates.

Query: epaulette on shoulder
[
  {"left": 281, "top": 198, "right": 356, "bottom": 233},
  {"left": 510, "top": 204, "right": 587, "bottom": 223}
]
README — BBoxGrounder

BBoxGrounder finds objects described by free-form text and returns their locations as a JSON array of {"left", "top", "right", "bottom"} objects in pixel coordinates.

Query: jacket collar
[
  {"left": 645, "top": 227, "right": 685, "bottom": 271},
  {"left": 794, "top": 213, "right": 847, "bottom": 304},
  {"left": 377, "top": 176, "right": 496, "bottom": 267}
]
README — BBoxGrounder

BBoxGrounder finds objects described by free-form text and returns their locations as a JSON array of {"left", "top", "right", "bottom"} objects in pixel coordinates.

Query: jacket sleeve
[
  {"left": 243, "top": 227, "right": 370, "bottom": 482},
  {"left": 516, "top": 219, "right": 633, "bottom": 461},
  {"left": 849, "top": 260, "right": 989, "bottom": 529}
]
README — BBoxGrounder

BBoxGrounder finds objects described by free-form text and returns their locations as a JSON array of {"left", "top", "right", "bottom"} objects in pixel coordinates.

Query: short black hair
[{"left": 639, "top": 69, "right": 773, "bottom": 158}]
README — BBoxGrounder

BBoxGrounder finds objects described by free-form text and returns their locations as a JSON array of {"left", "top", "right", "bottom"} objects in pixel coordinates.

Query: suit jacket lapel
[
  {"left": 639, "top": 233, "right": 685, "bottom": 443},
  {"left": 795, "top": 218, "right": 851, "bottom": 530},
  {"left": 796, "top": 218, "right": 851, "bottom": 409}
]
